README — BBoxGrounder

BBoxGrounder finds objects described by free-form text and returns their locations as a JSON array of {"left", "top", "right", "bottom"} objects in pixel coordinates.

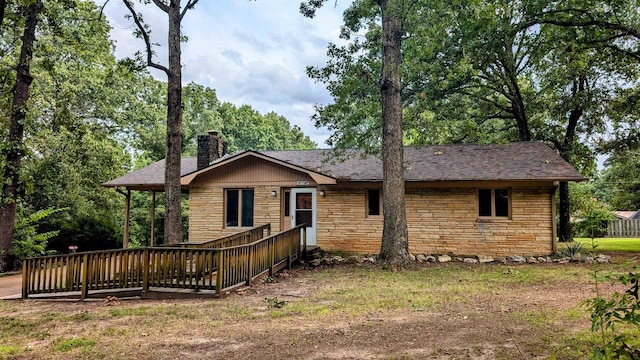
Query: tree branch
[
  {"left": 122, "top": 0, "right": 170, "bottom": 75},
  {"left": 181, "top": 0, "right": 199, "bottom": 20},
  {"left": 151, "top": 0, "right": 169, "bottom": 13}
]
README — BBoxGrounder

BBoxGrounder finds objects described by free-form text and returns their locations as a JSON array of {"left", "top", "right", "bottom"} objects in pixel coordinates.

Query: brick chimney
[{"left": 197, "top": 130, "right": 228, "bottom": 170}]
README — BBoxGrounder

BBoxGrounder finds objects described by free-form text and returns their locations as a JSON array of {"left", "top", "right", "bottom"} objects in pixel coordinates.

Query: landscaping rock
[
  {"left": 409, "top": 253, "right": 416, "bottom": 262},
  {"left": 416, "top": 254, "right": 427, "bottom": 263},
  {"left": 438, "top": 255, "right": 452, "bottom": 263},
  {"left": 425, "top": 255, "right": 437, "bottom": 263},
  {"left": 463, "top": 258, "right": 478, "bottom": 264},
  {"left": 477, "top": 255, "right": 494, "bottom": 263},
  {"left": 596, "top": 254, "right": 612, "bottom": 264},
  {"left": 309, "top": 259, "right": 322, "bottom": 267},
  {"left": 570, "top": 254, "right": 583, "bottom": 262},
  {"left": 345, "top": 255, "right": 361, "bottom": 264},
  {"left": 527, "top": 257, "right": 538, "bottom": 264},
  {"left": 552, "top": 257, "right": 570, "bottom": 264},
  {"left": 494, "top": 257, "right": 507, "bottom": 264},
  {"left": 331, "top": 256, "right": 345, "bottom": 264},
  {"left": 507, "top": 255, "right": 526, "bottom": 263},
  {"left": 537, "top": 257, "right": 547, "bottom": 263}
]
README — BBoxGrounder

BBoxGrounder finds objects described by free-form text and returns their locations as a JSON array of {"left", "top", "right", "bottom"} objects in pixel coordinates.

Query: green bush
[
  {"left": 10, "top": 207, "right": 67, "bottom": 269},
  {"left": 585, "top": 265, "right": 640, "bottom": 359}
]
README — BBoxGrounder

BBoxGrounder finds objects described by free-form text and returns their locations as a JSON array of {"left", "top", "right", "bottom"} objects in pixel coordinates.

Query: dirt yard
[{"left": 1, "top": 257, "right": 638, "bottom": 359}]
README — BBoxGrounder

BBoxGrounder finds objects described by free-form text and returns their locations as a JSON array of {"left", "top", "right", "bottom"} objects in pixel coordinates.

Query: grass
[
  {"left": 0, "top": 261, "right": 638, "bottom": 359},
  {"left": 574, "top": 237, "right": 640, "bottom": 253}
]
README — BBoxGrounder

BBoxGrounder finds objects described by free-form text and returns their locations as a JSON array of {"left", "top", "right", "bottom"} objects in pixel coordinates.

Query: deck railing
[
  {"left": 157, "top": 224, "right": 271, "bottom": 249},
  {"left": 22, "top": 224, "right": 304, "bottom": 299}
]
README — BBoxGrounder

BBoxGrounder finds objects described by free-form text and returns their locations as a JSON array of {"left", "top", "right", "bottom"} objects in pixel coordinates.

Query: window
[
  {"left": 225, "top": 189, "right": 254, "bottom": 227},
  {"left": 478, "top": 188, "right": 510, "bottom": 218},
  {"left": 367, "top": 189, "right": 381, "bottom": 216},
  {"left": 284, "top": 191, "right": 290, "bottom": 217}
]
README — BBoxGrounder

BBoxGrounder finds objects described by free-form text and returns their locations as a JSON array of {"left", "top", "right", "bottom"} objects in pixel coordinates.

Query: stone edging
[{"left": 307, "top": 253, "right": 612, "bottom": 267}]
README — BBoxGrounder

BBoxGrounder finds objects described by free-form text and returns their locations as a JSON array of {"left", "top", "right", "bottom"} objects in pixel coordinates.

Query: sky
[{"left": 98, "top": 0, "right": 349, "bottom": 147}]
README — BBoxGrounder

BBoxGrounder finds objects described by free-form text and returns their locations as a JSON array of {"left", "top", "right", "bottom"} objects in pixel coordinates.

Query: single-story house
[{"left": 104, "top": 131, "right": 585, "bottom": 256}]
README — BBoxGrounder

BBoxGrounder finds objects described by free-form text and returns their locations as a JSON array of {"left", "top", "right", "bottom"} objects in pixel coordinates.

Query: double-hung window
[
  {"left": 225, "top": 189, "right": 254, "bottom": 227},
  {"left": 478, "top": 188, "right": 510, "bottom": 218}
]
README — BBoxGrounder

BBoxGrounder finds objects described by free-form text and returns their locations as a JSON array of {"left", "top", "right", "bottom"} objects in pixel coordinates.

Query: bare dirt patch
[{"left": 0, "top": 261, "right": 634, "bottom": 359}]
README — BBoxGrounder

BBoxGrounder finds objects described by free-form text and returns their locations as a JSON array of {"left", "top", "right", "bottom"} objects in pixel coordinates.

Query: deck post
[
  {"left": 80, "top": 253, "right": 89, "bottom": 300},
  {"left": 150, "top": 191, "right": 156, "bottom": 246},
  {"left": 287, "top": 234, "right": 292, "bottom": 270},
  {"left": 123, "top": 189, "right": 131, "bottom": 249},
  {"left": 216, "top": 250, "right": 223, "bottom": 296},
  {"left": 268, "top": 237, "right": 274, "bottom": 276},
  {"left": 21, "top": 260, "right": 29, "bottom": 299},
  {"left": 142, "top": 248, "right": 150, "bottom": 292},
  {"left": 302, "top": 227, "right": 307, "bottom": 259},
  {"left": 246, "top": 245, "right": 253, "bottom": 286}
]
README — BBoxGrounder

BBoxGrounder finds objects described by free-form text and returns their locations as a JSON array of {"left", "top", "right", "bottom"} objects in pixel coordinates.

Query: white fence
[{"left": 607, "top": 219, "right": 640, "bottom": 237}]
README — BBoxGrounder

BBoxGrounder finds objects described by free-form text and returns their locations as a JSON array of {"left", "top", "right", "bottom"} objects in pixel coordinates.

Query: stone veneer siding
[
  {"left": 315, "top": 187, "right": 555, "bottom": 257},
  {"left": 190, "top": 185, "right": 555, "bottom": 256},
  {"left": 189, "top": 186, "right": 282, "bottom": 241}
]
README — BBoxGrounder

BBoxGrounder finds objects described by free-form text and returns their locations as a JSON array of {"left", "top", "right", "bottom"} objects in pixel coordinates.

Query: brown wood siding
[
  {"left": 191, "top": 157, "right": 317, "bottom": 187},
  {"left": 316, "top": 186, "right": 555, "bottom": 256}
]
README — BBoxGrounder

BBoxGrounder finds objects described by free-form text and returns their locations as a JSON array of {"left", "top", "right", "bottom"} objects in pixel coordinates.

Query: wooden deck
[{"left": 22, "top": 224, "right": 305, "bottom": 299}]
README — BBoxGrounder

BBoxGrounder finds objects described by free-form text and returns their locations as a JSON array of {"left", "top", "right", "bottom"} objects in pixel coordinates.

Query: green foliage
[
  {"left": 52, "top": 337, "right": 96, "bottom": 352},
  {"left": 10, "top": 206, "right": 67, "bottom": 268},
  {"left": 585, "top": 266, "right": 640, "bottom": 359},
  {"left": 600, "top": 150, "right": 640, "bottom": 211},
  {"left": 560, "top": 242, "right": 584, "bottom": 257},
  {"left": 264, "top": 297, "right": 287, "bottom": 309},
  {"left": 572, "top": 190, "right": 617, "bottom": 238}
]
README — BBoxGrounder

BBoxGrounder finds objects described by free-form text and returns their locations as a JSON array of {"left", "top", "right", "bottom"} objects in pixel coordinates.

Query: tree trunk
[
  {"left": 0, "top": 0, "right": 6, "bottom": 29},
  {"left": 0, "top": 1, "right": 41, "bottom": 272},
  {"left": 163, "top": 1, "right": 183, "bottom": 244},
  {"left": 557, "top": 79, "right": 583, "bottom": 243},
  {"left": 558, "top": 181, "right": 571, "bottom": 243},
  {"left": 377, "top": 0, "right": 411, "bottom": 265}
]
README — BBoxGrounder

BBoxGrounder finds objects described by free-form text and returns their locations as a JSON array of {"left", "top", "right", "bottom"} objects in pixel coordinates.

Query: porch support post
[
  {"left": 124, "top": 189, "right": 131, "bottom": 249},
  {"left": 551, "top": 186, "right": 558, "bottom": 254},
  {"left": 150, "top": 190, "right": 156, "bottom": 247}
]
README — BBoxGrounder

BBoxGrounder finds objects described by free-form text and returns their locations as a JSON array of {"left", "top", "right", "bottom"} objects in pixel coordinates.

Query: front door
[{"left": 290, "top": 188, "right": 316, "bottom": 246}]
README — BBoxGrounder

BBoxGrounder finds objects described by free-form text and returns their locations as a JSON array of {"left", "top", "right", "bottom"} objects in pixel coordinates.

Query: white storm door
[{"left": 290, "top": 188, "right": 317, "bottom": 246}]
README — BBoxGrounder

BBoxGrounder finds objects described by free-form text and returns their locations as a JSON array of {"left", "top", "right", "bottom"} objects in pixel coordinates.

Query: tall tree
[
  {"left": 0, "top": 0, "right": 42, "bottom": 272},
  {"left": 376, "top": 0, "right": 410, "bottom": 264},
  {"left": 303, "top": 0, "right": 411, "bottom": 265},
  {"left": 308, "top": 0, "right": 640, "bottom": 245},
  {"left": 123, "top": 0, "right": 199, "bottom": 245}
]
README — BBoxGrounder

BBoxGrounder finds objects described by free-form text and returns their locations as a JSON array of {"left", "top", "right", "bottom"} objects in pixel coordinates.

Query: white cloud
[{"left": 98, "top": 0, "right": 349, "bottom": 147}]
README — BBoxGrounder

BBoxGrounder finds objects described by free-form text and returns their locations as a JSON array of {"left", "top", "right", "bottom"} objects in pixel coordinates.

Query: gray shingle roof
[
  {"left": 260, "top": 142, "right": 585, "bottom": 182},
  {"left": 103, "top": 141, "right": 585, "bottom": 188},
  {"left": 102, "top": 158, "right": 199, "bottom": 189}
]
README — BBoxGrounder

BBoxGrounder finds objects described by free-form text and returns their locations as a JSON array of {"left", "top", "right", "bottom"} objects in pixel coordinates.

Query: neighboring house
[
  {"left": 104, "top": 132, "right": 585, "bottom": 256},
  {"left": 614, "top": 210, "right": 640, "bottom": 220}
]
